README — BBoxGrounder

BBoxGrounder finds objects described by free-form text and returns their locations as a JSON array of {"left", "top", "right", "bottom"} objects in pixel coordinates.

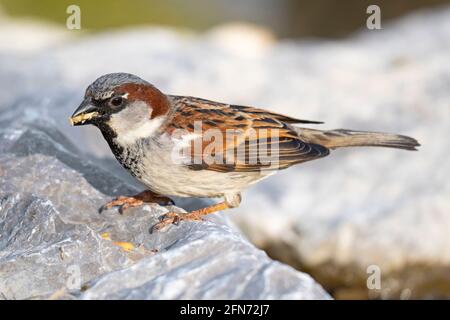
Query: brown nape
[{"left": 116, "top": 83, "right": 170, "bottom": 118}]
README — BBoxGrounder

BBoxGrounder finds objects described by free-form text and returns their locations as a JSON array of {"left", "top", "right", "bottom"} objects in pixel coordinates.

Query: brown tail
[{"left": 299, "top": 128, "right": 420, "bottom": 151}]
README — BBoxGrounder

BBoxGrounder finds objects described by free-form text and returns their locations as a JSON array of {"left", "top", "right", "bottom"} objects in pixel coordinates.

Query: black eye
[{"left": 110, "top": 96, "right": 123, "bottom": 107}]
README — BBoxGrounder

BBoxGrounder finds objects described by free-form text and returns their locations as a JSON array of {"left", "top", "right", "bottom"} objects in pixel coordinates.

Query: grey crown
[{"left": 86, "top": 73, "right": 149, "bottom": 100}]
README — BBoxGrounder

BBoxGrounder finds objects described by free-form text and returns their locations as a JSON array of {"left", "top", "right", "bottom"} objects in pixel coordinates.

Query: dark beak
[{"left": 69, "top": 98, "right": 100, "bottom": 126}]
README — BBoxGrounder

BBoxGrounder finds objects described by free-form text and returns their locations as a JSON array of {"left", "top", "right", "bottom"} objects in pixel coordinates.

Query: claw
[
  {"left": 99, "top": 191, "right": 174, "bottom": 214},
  {"left": 149, "top": 223, "right": 163, "bottom": 234},
  {"left": 118, "top": 202, "right": 133, "bottom": 214},
  {"left": 172, "top": 215, "right": 181, "bottom": 225},
  {"left": 99, "top": 196, "right": 144, "bottom": 214},
  {"left": 153, "top": 197, "right": 175, "bottom": 206},
  {"left": 150, "top": 211, "right": 204, "bottom": 233},
  {"left": 150, "top": 212, "right": 179, "bottom": 233}
]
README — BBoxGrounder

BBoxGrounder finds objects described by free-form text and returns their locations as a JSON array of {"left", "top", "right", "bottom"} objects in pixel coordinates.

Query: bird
[{"left": 70, "top": 73, "right": 420, "bottom": 232}]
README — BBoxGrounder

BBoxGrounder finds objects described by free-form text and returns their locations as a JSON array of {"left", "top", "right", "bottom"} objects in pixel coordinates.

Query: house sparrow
[{"left": 70, "top": 73, "right": 419, "bottom": 232}]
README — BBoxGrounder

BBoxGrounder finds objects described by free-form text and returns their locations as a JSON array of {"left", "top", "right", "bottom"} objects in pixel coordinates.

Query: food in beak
[{"left": 69, "top": 111, "right": 99, "bottom": 126}]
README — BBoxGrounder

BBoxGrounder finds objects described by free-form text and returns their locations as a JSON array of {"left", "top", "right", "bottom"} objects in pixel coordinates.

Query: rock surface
[
  {"left": 0, "top": 119, "right": 330, "bottom": 299},
  {"left": 0, "top": 6, "right": 449, "bottom": 299}
]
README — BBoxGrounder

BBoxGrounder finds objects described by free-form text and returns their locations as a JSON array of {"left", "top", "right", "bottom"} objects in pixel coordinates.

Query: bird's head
[{"left": 70, "top": 73, "right": 170, "bottom": 144}]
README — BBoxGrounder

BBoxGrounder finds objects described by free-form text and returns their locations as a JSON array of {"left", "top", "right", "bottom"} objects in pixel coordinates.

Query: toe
[
  {"left": 118, "top": 204, "right": 128, "bottom": 215},
  {"left": 99, "top": 196, "right": 144, "bottom": 215},
  {"left": 160, "top": 211, "right": 179, "bottom": 220},
  {"left": 165, "top": 198, "right": 176, "bottom": 206},
  {"left": 100, "top": 199, "right": 121, "bottom": 211},
  {"left": 150, "top": 212, "right": 180, "bottom": 233},
  {"left": 98, "top": 205, "right": 107, "bottom": 214},
  {"left": 155, "top": 197, "right": 175, "bottom": 206},
  {"left": 172, "top": 215, "right": 181, "bottom": 225},
  {"left": 149, "top": 221, "right": 167, "bottom": 233}
]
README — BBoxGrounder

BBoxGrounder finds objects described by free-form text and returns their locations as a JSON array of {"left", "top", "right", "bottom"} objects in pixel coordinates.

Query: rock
[
  {"left": 78, "top": 215, "right": 327, "bottom": 300},
  {"left": 0, "top": 120, "right": 330, "bottom": 299},
  {"left": 0, "top": 6, "right": 449, "bottom": 299}
]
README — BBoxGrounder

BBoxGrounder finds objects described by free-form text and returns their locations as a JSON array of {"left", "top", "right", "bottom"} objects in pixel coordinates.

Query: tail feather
[{"left": 299, "top": 128, "right": 420, "bottom": 151}]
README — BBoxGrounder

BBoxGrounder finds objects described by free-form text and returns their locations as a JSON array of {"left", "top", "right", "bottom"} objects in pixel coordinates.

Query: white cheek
[
  {"left": 114, "top": 117, "right": 164, "bottom": 145},
  {"left": 106, "top": 101, "right": 165, "bottom": 145}
]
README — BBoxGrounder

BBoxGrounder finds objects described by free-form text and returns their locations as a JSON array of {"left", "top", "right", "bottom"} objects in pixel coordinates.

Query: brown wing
[
  {"left": 167, "top": 96, "right": 329, "bottom": 173},
  {"left": 230, "top": 105, "right": 323, "bottom": 124}
]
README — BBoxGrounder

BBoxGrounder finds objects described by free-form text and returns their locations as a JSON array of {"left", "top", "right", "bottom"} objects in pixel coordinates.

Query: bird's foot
[
  {"left": 99, "top": 190, "right": 175, "bottom": 214},
  {"left": 100, "top": 196, "right": 144, "bottom": 214},
  {"left": 150, "top": 201, "right": 230, "bottom": 233},
  {"left": 150, "top": 211, "right": 204, "bottom": 233}
]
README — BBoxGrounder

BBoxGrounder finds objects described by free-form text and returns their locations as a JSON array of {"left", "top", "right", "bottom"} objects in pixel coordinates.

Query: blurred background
[
  {"left": 1, "top": 0, "right": 449, "bottom": 38},
  {"left": 0, "top": 0, "right": 449, "bottom": 300}
]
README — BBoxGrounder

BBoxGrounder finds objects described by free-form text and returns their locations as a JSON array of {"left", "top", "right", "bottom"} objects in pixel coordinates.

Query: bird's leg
[
  {"left": 150, "top": 202, "right": 230, "bottom": 233},
  {"left": 100, "top": 190, "right": 175, "bottom": 214},
  {"left": 150, "top": 192, "right": 241, "bottom": 233}
]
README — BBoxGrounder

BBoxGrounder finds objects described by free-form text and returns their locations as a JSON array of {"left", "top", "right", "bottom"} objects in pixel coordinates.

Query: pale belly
[
  {"left": 123, "top": 138, "right": 271, "bottom": 198},
  {"left": 137, "top": 151, "right": 271, "bottom": 198}
]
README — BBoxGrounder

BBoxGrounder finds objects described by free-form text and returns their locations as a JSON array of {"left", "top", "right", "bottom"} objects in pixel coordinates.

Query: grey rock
[
  {"left": 0, "top": 191, "right": 133, "bottom": 300},
  {"left": 0, "top": 121, "right": 330, "bottom": 299},
  {"left": 79, "top": 217, "right": 326, "bottom": 300}
]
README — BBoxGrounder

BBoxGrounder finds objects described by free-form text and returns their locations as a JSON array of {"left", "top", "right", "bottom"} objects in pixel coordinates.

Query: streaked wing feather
[
  {"left": 230, "top": 105, "right": 324, "bottom": 124},
  {"left": 168, "top": 96, "right": 329, "bottom": 173}
]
